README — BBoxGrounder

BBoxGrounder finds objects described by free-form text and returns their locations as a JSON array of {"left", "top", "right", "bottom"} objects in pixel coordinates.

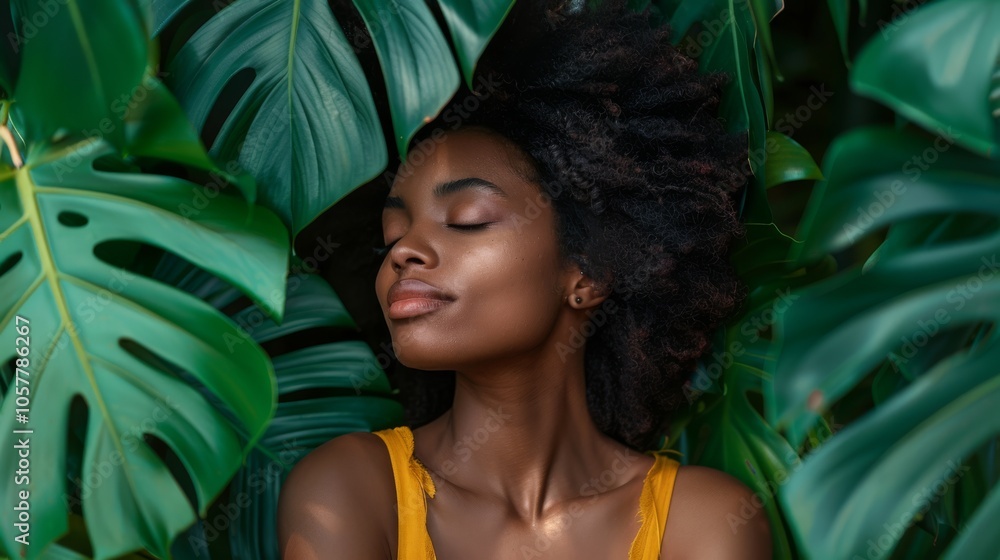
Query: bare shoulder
[
  {"left": 277, "top": 431, "right": 396, "bottom": 560},
  {"left": 661, "top": 464, "right": 772, "bottom": 560}
]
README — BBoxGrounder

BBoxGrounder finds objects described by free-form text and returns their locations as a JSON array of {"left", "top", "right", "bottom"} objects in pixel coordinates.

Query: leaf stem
[
  {"left": 0, "top": 101, "right": 23, "bottom": 168},
  {"left": 1, "top": 125, "right": 22, "bottom": 168}
]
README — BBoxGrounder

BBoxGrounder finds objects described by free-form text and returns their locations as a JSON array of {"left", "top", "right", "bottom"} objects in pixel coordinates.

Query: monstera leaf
[
  {"left": 436, "top": 0, "right": 517, "bottom": 87},
  {"left": 138, "top": 0, "right": 196, "bottom": 37},
  {"left": 161, "top": 0, "right": 516, "bottom": 236},
  {"left": 352, "top": 0, "right": 460, "bottom": 157},
  {"left": 2, "top": 0, "right": 147, "bottom": 151},
  {"left": 769, "top": 126, "right": 1000, "bottom": 558},
  {"left": 679, "top": 334, "right": 799, "bottom": 559},
  {"left": 675, "top": 221, "right": 834, "bottom": 560},
  {"left": 851, "top": 0, "right": 1000, "bottom": 158},
  {"left": 147, "top": 256, "right": 404, "bottom": 560},
  {"left": 226, "top": 279, "right": 404, "bottom": 560},
  {"left": 164, "top": 0, "right": 389, "bottom": 235},
  {"left": 0, "top": 136, "right": 289, "bottom": 559}
]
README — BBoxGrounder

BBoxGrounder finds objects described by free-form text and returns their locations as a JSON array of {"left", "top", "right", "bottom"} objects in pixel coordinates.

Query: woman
[{"left": 278, "top": 0, "right": 771, "bottom": 558}]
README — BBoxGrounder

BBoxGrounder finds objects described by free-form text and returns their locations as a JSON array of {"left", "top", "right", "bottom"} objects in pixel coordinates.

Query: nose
[{"left": 387, "top": 226, "right": 437, "bottom": 273}]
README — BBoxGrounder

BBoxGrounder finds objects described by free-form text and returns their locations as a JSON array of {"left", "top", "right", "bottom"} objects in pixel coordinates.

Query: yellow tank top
[{"left": 373, "top": 426, "right": 681, "bottom": 559}]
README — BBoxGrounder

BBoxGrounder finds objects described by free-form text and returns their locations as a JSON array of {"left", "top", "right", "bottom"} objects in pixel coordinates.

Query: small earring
[{"left": 575, "top": 296, "right": 583, "bottom": 303}]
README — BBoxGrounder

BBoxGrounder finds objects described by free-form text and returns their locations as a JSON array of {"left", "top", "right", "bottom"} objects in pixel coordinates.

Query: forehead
[{"left": 389, "top": 127, "right": 538, "bottom": 195}]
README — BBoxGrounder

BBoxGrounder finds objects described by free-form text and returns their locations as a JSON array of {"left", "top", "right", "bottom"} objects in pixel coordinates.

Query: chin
[
  {"left": 387, "top": 336, "right": 453, "bottom": 371},
  {"left": 396, "top": 353, "right": 455, "bottom": 372},
  {"left": 383, "top": 313, "right": 460, "bottom": 367}
]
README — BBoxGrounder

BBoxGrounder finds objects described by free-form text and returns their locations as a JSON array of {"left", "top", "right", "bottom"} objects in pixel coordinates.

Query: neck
[{"left": 414, "top": 345, "right": 645, "bottom": 523}]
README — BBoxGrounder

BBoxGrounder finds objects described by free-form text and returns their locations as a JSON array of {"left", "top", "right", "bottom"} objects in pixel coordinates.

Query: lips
[{"left": 386, "top": 278, "right": 454, "bottom": 319}]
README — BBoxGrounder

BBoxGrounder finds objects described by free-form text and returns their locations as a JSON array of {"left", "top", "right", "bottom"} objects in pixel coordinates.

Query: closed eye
[
  {"left": 374, "top": 222, "right": 493, "bottom": 258},
  {"left": 447, "top": 222, "right": 494, "bottom": 231}
]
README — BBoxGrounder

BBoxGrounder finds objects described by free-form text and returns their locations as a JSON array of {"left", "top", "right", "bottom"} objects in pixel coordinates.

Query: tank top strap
[
  {"left": 372, "top": 426, "right": 438, "bottom": 559},
  {"left": 627, "top": 451, "right": 682, "bottom": 560}
]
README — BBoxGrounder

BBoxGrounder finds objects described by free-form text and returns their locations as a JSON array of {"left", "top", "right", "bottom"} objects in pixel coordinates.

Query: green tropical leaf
[
  {"left": 852, "top": 0, "right": 1000, "bottom": 158},
  {"left": 681, "top": 337, "right": 798, "bottom": 559},
  {"left": 771, "top": 127, "right": 1000, "bottom": 441},
  {"left": 139, "top": 0, "right": 196, "bottom": 37},
  {"left": 764, "top": 131, "right": 822, "bottom": 189},
  {"left": 791, "top": 127, "right": 1000, "bottom": 264},
  {"left": 11, "top": 0, "right": 147, "bottom": 150},
  {"left": 228, "top": 345, "right": 403, "bottom": 560},
  {"left": 941, "top": 477, "right": 1000, "bottom": 560},
  {"left": 781, "top": 345, "right": 1000, "bottom": 558},
  {"left": 0, "top": 138, "right": 288, "bottom": 559},
  {"left": 735, "top": 224, "right": 835, "bottom": 314},
  {"left": 166, "top": 0, "right": 387, "bottom": 236},
  {"left": 0, "top": 513, "right": 157, "bottom": 560},
  {"left": 436, "top": 0, "right": 517, "bottom": 89},
  {"left": 730, "top": 224, "right": 807, "bottom": 293},
  {"left": 769, "top": 125, "right": 1000, "bottom": 557},
  {"left": 748, "top": 0, "right": 783, "bottom": 83},
  {"left": 352, "top": 0, "right": 461, "bottom": 158},
  {"left": 147, "top": 258, "right": 404, "bottom": 559},
  {"left": 710, "top": 1, "right": 765, "bottom": 176},
  {"left": 123, "top": 76, "right": 209, "bottom": 166},
  {"left": 122, "top": 73, "right": 259, "bottom": 203},
  {"left": 676, "top": 220, "right": 840, "bottom": 560}
]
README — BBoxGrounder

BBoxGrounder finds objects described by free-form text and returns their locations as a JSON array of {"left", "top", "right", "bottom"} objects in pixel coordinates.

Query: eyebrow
[{"left": 384, "top": 177, "right": 508, "bottom": 209}]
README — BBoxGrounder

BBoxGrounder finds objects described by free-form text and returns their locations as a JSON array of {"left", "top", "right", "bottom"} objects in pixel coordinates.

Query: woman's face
[{"left": 375, "top": 126, "right": 572, "bottom": 371}]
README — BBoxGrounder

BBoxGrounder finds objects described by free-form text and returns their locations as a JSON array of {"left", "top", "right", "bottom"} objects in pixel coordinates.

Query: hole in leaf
[
  {"left": 118, "top": 337, "right": 245, "bottom": 434},
  {"left": 89, "top": 152, "right": 192, "bottom": 181},
  {"left": 92, "top": 154, "right": 142, "bottom": 174},
  {"left": 0, "top": 250, "right": 22, "bottom": 276},
  {"left": 0, "top": 357, "right": 14, "bottom": 398},
  {"left": 745, "top": 389, "right": 765, "bottom": 417},
  {"left": 143, "top": 432, "right": 200, "bottom": 514},
  {"left": 52, "top": 512, "right": 95, "bottom": 557},
  {"left": 130, "top": 157, "right": 192, "bottom": 180},
  {"left": 58, "top": 211, "right": 89, "bottom": 228},
  {"left": 92, "top": 241, "right": 245, "bottom": 310},
  {"left": 259, "top": 326, "right": 362, "bottom": 360},
  {"left": 64, "top": 395, "right": 88, "bottom": 516},
  {"left": 92, "top": 240, "right": 145, "bottom": 270},
  {"left": 202, "top": 67, "right": 256, "bottom": 151},
  {"left": 278, "top": 385, "right": 381, "bottom": 404},
  {"left": 95, "top": 243, "right": 362, "bottom": 358},
  {"left": 159, "top": 1, "right": 236, "bottom": 65}
]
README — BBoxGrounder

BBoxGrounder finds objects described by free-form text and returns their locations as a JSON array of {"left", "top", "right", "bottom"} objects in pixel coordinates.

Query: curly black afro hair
[{"left": 399, "top": 0, "right": 750, "bottom": 451}]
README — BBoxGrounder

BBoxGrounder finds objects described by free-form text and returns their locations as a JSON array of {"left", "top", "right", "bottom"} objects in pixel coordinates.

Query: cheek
[
  {"left": 479, "top": 249, "right": 557, "bottom": 311},
  {"left": 451, "top": 236, "right": 564, "bottom": 350}
]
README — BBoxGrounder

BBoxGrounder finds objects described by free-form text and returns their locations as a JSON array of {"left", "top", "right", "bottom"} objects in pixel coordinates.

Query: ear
[{"left": 564, "top": 266, "right": 610, "bottom": 310}]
